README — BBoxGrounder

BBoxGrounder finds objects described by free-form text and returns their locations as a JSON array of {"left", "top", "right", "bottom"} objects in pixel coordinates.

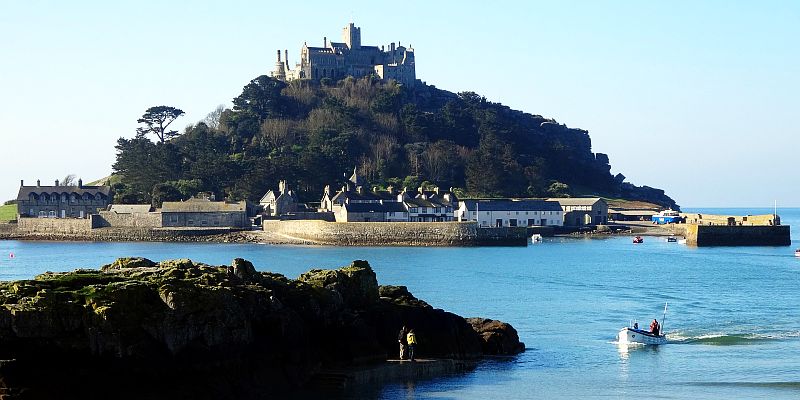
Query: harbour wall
[
  {"left": 684, "top": 224, "right": 791, "bottom": 246},
  {"left": 17, "top": 217, "right": 95, "bottom": 234},
  {"left": 262, "top": 220, "right": 527, "bottom": 246},
  {"left": 95, "top": 211, "right": 162, "bottom": 228},
  {"left": 680, "top": 213, "right": 778, "bottom": 226}
]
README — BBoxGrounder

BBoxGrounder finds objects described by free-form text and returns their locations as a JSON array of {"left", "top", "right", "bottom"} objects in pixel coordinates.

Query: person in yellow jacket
[{"left": 406, "top": 329, "right": 417, "bottom": 362}]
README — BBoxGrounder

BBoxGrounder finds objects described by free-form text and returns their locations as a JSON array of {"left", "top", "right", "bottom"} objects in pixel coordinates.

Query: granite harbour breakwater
[{"left": 0, "top": 258, "right": 523, "bottom": 399}]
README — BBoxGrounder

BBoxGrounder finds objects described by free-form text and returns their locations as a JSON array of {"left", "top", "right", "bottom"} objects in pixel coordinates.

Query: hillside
[{"left": 112, "top": 75, "right": 678, "bottom": 208}]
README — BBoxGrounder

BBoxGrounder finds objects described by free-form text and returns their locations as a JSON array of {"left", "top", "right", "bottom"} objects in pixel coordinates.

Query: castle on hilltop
[{"left": 271, "top": 22, "right": 416, "bottom": 86}]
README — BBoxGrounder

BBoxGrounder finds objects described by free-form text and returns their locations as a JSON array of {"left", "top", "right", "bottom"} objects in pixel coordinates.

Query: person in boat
[
  {"left": 633, "top": 322, "right": 639, "bottom": 330},
  {"left": 650, "top": 319, "right": 660, "bottom": 336}
]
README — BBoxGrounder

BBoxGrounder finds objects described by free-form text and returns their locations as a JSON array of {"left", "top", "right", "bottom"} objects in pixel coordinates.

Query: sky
[{"left": 1, "top": 0, "right": 798, "bottom": 207}]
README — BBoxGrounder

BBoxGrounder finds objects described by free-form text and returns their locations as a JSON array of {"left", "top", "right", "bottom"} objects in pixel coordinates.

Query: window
[
  {"left": 528, "top": 219, "right": 535, "bottom": 226},
  {"left": 188, "top": 220, "right": 194, "bottom": 226},
  {"left": 410, "top": 207, "right": 418, "bottom": 213},
  {"left": 509, "top": 219, "right": 517, "bottom": 227}
]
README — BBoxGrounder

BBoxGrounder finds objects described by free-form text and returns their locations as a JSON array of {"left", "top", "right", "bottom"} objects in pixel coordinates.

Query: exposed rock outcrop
[
  {"left": 0, "top": 258, "right": 524, "bottom": 399},
  {"left": 467, "top": 318, "right": 526, "bottom": 355}
]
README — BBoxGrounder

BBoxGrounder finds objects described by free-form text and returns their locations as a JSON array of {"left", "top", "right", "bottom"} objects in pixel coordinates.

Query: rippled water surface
[{"left": 1, "top": 208, "right": 799, "bottom": 399}]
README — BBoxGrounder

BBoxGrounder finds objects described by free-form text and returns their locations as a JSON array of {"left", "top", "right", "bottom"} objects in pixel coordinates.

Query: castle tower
[
  {"left": 272, "top": 50, "right": 286, "bottom": 81},
  {"left": 343, "top": 22, "right": 361, "bottom": 50}
]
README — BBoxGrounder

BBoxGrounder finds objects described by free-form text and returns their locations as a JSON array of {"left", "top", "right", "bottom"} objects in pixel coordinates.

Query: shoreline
[{"left": 0, "top": 222, "right": 680, "bottom": 246}]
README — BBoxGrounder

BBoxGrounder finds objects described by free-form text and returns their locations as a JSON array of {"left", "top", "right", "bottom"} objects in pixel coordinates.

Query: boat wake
[{"left": 667, "top": 331, "right": 798, "bottom": 346}]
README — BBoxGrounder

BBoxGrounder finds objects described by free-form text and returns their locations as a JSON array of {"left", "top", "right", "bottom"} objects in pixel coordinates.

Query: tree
[
  {"left": 136, "top": 106, "right": 185, "bottom": 143},
  {"left": 203, "top": 105, "right": 225, "bottom": 130},
  {"left": 61, "top": 174, "right": 77, "bottom": 186},
  {"left": 233, "top": 75, "right": 286, "bottom": 122}
]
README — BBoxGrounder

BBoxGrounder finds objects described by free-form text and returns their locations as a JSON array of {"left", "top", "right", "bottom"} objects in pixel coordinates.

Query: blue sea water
[{"left": 1, "top": 208, "right": 799, "bottom": 399}]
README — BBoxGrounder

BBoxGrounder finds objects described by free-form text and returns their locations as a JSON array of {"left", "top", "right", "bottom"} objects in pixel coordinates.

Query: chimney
[
  {"left": 373, "top": 186, "right": 378, "bottom": 193},
  {"left": 387, "top": 185, "right": 394, "bottom": 194},
  {"left": 55, "top": 179, "right": 59, "bottom": 186},
  {"left": 78, "top": 179, "right": 83, "bottom": 188},
  {"left": 418, "top": 186, "right": 424, "bottom": 194},
  {"left": 434, "top": 187, "right": 440, "bottom": 194},
  {"left": 276, "top": 49, "right": 281, "bottom": 62},
  {"left": 20, "top": 180, "right": 23, "bottom": 187},
  {"left": 285, "top": 49, "right": 289, "bottom": 65},
  {"left": 356, "top": 186, "right": 363, "bottom": 194},
  {"left": 324, "top": 36, "right": 327, "bottom": 48},
  {"left": 36, "top": 179, "right": 40, "bottom": 187}
]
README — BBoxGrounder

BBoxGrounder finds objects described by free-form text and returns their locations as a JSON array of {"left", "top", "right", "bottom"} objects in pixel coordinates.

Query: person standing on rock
[
  {"left": 407, "top": 329, "right": 417, "bottom": 362},
  {"left": 398, "top": 325, "right": 409, "bottom": 360}
]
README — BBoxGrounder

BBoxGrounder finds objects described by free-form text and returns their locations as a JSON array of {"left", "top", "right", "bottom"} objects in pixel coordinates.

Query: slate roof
[
  {"left": 405, "top": 198, "right": 448, "bottom": 208},
  {"left": 161, "top": 199, "right": 246, "bottom": 213},
  {"left": 109, "top": 204, "right": 153, "bottom": 213},
  {"left": 547, "top": 197, "right": 605, "bottom": 206},
  {"left": 461, "top": 200, "right": 562, "bottom": 212},
  {"left": 332, "top": 190, "right": 399, "bottom": 203},
  {"left": 17, "top": 185, "right": 111, "bottom": 201}
]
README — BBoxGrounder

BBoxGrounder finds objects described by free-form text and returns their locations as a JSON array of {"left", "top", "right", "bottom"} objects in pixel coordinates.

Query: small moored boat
[
  {"left": 666, "top": 237, "right": 677, "bottom": 243},
  {"left": 795, "top": 249, "right": 800, "bottom": 257},
  {"left": 531, "top": 234, "right": 542, "bottom": 243}
]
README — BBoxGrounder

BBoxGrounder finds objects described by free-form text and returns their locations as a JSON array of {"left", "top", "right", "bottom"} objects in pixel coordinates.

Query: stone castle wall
[{"left": 263, "top": 220, "right": 527, "bottom": 246}]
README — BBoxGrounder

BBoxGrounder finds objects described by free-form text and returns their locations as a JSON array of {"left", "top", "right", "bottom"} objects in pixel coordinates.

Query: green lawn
[{"left": 0, "top": 204, "right": 17, "bottom": 222}]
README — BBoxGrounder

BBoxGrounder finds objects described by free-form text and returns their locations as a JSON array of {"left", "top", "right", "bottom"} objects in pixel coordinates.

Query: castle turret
[
  {"left": 272, "top": 50, "right": 286, "bottom": 81},
  {"left": 343, "top": 22, "right": 361, "bottom": 50}
]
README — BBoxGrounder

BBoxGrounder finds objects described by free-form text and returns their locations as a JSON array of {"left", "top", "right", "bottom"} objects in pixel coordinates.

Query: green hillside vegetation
[
  {"left": 112, "top": 75, "right": 677, "bottom": 208},
  {"left": 0, "top": 204, "right": 17, "bottom": 222}
]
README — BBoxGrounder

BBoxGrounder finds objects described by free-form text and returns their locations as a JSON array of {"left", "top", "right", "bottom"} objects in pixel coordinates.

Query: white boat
[
  {"left": 617, "top": 326, "right": 667, "bottom": 345},
  {"left": 678, "top": 239, "right": 687, "bottom": 245},
  {"left": 618, "top": 303, "right": 669, "bottom": 345},
  {"left": 795, "top": 249, "right": 800, "bottom": 257},
  {"left": 666, "top": 237, "right": 677, "bottom": 243},
  {"left": 531, "top": 234, "right": 543, "bottom": 243}
]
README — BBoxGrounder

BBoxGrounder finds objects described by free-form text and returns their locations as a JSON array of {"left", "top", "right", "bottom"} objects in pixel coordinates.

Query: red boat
[{"left": 633, "top": 236, "right": 644, "bottom": 244}]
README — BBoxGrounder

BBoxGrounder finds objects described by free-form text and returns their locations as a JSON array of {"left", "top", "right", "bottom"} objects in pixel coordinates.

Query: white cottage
[{"left": 456, "top": 199, "right": 564, "bottom": 227}]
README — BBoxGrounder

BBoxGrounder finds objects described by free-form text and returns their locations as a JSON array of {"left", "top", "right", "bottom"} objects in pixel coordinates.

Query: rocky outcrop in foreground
[{"left": 0, "top": 258, "right": 523, "bottom": 399}]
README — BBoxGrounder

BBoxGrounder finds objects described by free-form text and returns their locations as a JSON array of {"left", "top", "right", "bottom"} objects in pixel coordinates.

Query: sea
[{"left": 1, "top": 208, "right": 799, "bottom": 399}]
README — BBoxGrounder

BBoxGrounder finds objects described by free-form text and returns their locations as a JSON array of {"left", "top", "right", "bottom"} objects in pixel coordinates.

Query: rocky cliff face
[{"left": 0, "top": 258, "right": 523, "bottom": 399}]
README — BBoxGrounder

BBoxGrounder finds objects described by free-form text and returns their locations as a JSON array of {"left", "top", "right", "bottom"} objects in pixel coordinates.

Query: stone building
[
  {"left": 16, "top": 179, "right": 111, "bottom": 219},
  {"left": 160, "top": 198, "right": 248, "bottom": 228},
  {"left": 320, "top": 167, "right": 457, "bottom": 222},
  {"left": 259, "top": 180, "right": 298, "bottom": 216},
  {"left": 548, "top": 197, "right": 608, "bottom": 226},
  {"left": 272, "top": 22, "right": 416, "bottom": 86}
]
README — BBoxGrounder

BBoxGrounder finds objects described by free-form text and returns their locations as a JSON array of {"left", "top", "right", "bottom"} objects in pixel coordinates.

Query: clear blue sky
[{"left": 1, "top": 0, "right": 798, "bottom": 207}]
